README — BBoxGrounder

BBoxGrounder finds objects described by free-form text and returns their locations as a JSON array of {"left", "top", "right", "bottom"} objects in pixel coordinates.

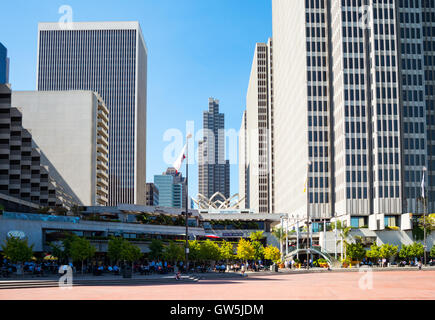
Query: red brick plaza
[{"left": 0, "top": 270, "right": 434, "bottom": 300}]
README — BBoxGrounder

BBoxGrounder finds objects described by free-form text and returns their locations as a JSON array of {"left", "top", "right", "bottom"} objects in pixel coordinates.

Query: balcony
[
  {"left": 97, "top": 177, "right": 109, "bottom": 187},
  {"left": 96, "top": 193, "right": 108, "bottom": 205},
  {"left": 98, "top": 109, "right": 109, "bottom": 122},
  {"left": 97, "top": 160, "right": 108, "bottom": 170},
  {"left": 97, "top": 151, "right": 109, "bottom": 163},
  {"left": 97, "top": 134, "right": 109, "bottom": 147},
  {"left": 97, "top": 118, "right": 109, "bottom": 131},
  {"left": 97, "top": 143, "right": 108, "bottom": 154},
  {"left": 97, "top": 169, "right": 108, "bottom": 179}
]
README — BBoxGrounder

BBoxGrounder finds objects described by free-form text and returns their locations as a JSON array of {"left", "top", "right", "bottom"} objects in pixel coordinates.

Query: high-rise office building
[
  {"left": 36, "top": 21, "right": 147, "bottom": 206},
  {"left": 198, "top": 98, "right": 230, "bottom": 202},
  {"left": 239, "top": 110, "right": 249, "bottom": 209},
  {"left": 271, "top": 0, "right": 435, "bottom": 228},
  {"left": 12, "top": 91, "right": 110, "bottom": 206},
  {"left": 0, "top": 43, "right": 9, "bottom": 84},
  {"left": 145, "top": 183, "right": 159, "bottom": 206},
  {"left": 154, "top": 168, "right": 185, "bottom": 208},
  {"left": 239, "top": 41, "right": 274, "bottom": 213},
  {"left": 0, "top": 84, "right": 76, "bottom": 211}
]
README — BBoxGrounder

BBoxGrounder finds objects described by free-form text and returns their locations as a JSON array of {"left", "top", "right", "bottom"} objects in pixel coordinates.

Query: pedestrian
[{"left": 418, "top": 260, "right": 422, "bottom": 270}]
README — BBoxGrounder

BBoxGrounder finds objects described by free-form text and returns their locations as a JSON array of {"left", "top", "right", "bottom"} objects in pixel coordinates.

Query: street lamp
[
  {"left": 184, "top": 133, "right": 193, "bottom": 272},
  {"left": 422, "top": 166, "right": 428, "bottom": 266},
  {"left": 306, "top": 161, "right": 312, "bottom": 269}
]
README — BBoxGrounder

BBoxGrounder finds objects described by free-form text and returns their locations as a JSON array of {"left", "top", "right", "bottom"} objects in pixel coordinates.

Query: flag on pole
[
  {"left": 303, "top": 177, "right": 308, "bottom": 193},
  {"left": 173, "top": 144, "right": 187, "bottom": 173},
  {"left": 421, "top": 168, "right": 426, "bottom": 199}
]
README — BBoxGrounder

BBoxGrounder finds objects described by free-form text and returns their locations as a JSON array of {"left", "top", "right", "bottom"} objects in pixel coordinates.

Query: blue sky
[{"left": 0, "top": 0, "right": 272, "bottom": 199}]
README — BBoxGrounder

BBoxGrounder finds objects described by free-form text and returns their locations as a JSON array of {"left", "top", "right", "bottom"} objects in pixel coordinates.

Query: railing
[{"left": 2, "top": 211, "right": 80, "bottom": 224}]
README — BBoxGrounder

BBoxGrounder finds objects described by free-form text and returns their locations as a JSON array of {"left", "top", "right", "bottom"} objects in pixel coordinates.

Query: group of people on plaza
[{"left": 0, "top": 259, "right": 60, "bottom": 277}]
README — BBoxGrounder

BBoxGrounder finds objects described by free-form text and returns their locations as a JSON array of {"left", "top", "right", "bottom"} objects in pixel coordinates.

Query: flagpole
[{"left": 184, "top": 133, "right": 192, "bottom": 273}]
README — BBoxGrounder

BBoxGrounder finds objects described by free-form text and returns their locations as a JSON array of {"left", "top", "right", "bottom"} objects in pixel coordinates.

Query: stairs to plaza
[{"left": 0, "top": 275, "right": 202, "bottom": 290}]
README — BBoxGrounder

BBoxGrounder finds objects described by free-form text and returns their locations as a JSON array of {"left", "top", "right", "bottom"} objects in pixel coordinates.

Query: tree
[
  {"left": 431, "top": 246, "right": 435, "bottom": 258},
  {"left": 219, "top": 240, "right": 234, "bottom": 263},
  {"left": 252, "top": 241, "right": 264, "bottom": 261},
  {"left": 330, "top": 221, "right": 352, "bottom": 259},
  {"left": 346, "top": 243, "right": 366, "bottom": 262},
  {"left": 199, "top": 240, "right": 221, "bottom": 263},
  {"left": 120, "top": 241, "right": 142, "bottom": 264},
  {"left": 249, "top": 231, "right": 265, "bottom": 242},
  {"left": 69, "top": 237, "right": 96, "bottom": 273},
  {"left": 148, "top": 239, "right": 164, "bottom": 260},
  {"left": 366, "top": 243, "right": 381, "bottom": 262},
  {"left": 163, "top": 241, "right": 184, "bottom": 263},
  {"left": 1, "top": 237, "right": 34, "bottom": 274},
  {"left": 263, "top": 245, "right": 281, "bottom": 264},
  {"left": 188, "top": 240, "right": 201, "bottom": 264},
  {"left": 236, "top": 238, "right": 254, "bottom": 262},
  {"left": 107, "top": 237, "right": 124, "bottom": 265},
  {"left": 272, "top": 227, "right": 284, "bottom": 248},
  {"left": 379, "top": 243, "right": 398, "bottom": 261},
  {"left": 408, "top": 242, "right": 424, "bottom": 259},
  {"left": 399, "top": 244, "right": 410, "bottom": 260}
]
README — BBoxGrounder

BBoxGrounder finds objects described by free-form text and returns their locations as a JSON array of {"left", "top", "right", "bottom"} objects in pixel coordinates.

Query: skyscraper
[
  {"left": 198, "top": 98, "right": 230, "bottom": 202},
  {"left": 0, "top": 42, "right": 9, "bottom": 84},
  {"left": 271, "top": 0, "right": 435, "bottom": 228},
  {"left": 239, "top": 41, "right": 274, "bottom": 213},
  {"left": 154, "top": 168, "right": 185, "bottom": 208},
  {"left": 36, "top": 21, "right": 147, "bottom": 206}
]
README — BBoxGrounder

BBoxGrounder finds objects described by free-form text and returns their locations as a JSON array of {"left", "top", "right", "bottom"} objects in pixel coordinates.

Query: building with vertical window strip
[
  {"left": 11, "top": 90, "right": 110, "bottom": 206},
  {"left": 271, "top": 0, "right": 435, "bottom": 230},
  {"left": 239, "top": 41, "right": 274, "bottom": 213},
  {"left": 198, "top": 98, "right": 230, "bottom": 203},
  {"left": 36, "top": 21, "right": 147, "bottom": 206}
]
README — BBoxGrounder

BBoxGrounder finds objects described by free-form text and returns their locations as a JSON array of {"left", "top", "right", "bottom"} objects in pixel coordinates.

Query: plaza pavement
[{"left": 0, "top": 268, "right": 434, "bottom": 300}]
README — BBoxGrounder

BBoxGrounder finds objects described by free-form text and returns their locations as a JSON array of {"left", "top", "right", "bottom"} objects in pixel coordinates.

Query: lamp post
[
  {"left": 306, "top": 161, "right": 312, "bottom": 269},
  {"left": 423, "top": 166, "right": 428, "bottom": 266},
  {"left": 184, "top": 133, "right": 193, "bottom": 273}
]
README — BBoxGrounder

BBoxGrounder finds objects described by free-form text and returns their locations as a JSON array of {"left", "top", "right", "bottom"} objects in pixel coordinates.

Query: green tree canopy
[
  {"left": 163, "top": 241, "right": 184, "bottom": 263},
  {"left": 188, "top": 240, "right": 201, "bottom": 262},
  {"left": 272, "top": 227, "right": 284, "bottom": 242},
  {"left": 236, "top": 238, "right": 255, "bottom": 262},
  {"left": 252, "top": 241, "right": 265, "bottom": 260},
  {"left": 408, "top": 242, "right": 424, "bottom": 259},
  {"left": 366, "top": 243, "right": 381, "bottom": 260},
  {"left": 107, "top": 237, "right": 124, "bottom": 264},
  {"left": 249, "top": 231, "right": 265, "bottom": 242},
  {"left": 430, "top": 245, "right": 435, "bottom": 258},
  {"left": 346, "top": 243, "right": 366, "bottom": 261},
  {"left": 69, "top": 237, "right": 96, "bottom": 273},
  {"left": 148, "top": 239, "right": 164, "bottom": 260},
  {"left": 120, "top": 241, "right": 142, "bottom": 263},
  {"left": 1, "top": 237, "right": 34, "bottom": 263},
  {"left": 219, "top": 240, "right": 234, "bottom": 262},
  {"left": 379, "top": 243, "right": 398, "bottom": 259},
  {"left": 199, "top": 240, "right": 221, "bottom": 262},
  {"left": 263, "top": 245, "right": 281, "bottom": 264},
  {"left": 399, "top": 244, "right": 410, "bottom": 260}
]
